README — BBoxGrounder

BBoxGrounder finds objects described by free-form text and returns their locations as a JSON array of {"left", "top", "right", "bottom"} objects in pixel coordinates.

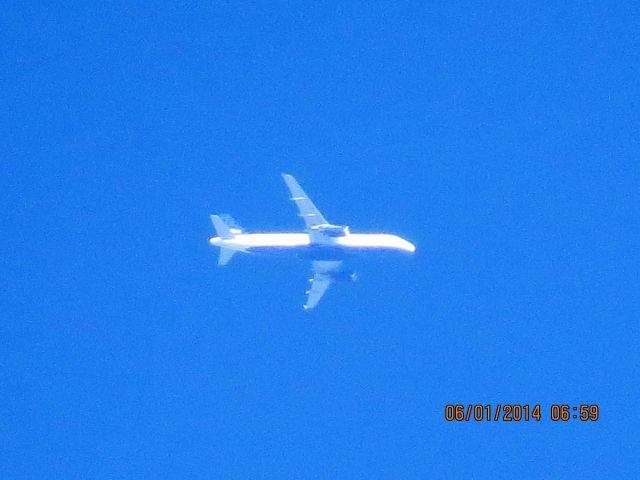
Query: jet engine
[
  {"left": 328, "top": 270, "right": 358, "bottom": 283},
  {"left": 313, "top": 224, "right": 350, "bottom": 237}
]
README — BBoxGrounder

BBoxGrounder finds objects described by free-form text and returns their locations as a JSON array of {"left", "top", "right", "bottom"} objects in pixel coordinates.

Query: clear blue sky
[{"left": 2, "top": 2, "right": 638, "bottom": 478}]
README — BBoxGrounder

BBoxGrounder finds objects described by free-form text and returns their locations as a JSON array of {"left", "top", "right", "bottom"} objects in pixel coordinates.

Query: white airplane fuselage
[
  {"left": 209, "top": 232, "right": 415, "bottom": 258},
  {"left": 209, "top": 173, "right": 416, "bottom": 309}
]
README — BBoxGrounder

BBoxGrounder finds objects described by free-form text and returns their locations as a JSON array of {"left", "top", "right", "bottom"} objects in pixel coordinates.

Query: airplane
[{"left": 208, "top": 174, "right": 416, "bottom": 310}]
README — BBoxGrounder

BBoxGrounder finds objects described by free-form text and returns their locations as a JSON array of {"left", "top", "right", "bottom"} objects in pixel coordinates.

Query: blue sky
[{"left": 2, "top": 2, "right": 638, "bottom": 478}]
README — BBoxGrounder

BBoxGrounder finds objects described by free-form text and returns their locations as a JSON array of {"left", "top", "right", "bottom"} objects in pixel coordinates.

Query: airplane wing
[
  {"left": 282, "top": 173, "right": 328, "bottom": 229},
  {"left": 304, "top": 260, "right": 342, "bottom": 310}
]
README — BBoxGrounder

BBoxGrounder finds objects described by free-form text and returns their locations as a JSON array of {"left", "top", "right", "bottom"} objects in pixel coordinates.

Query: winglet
[{"left": 281, "top": 173, "right": 301, "bottom": 194}]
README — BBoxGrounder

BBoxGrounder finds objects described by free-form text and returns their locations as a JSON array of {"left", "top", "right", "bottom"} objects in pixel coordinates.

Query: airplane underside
[
  {"left": 246, "top": 244, "right": 411, "bottom": 260},
  {"left": 209, "top": 173, "right": 415, "bottom": 310}
]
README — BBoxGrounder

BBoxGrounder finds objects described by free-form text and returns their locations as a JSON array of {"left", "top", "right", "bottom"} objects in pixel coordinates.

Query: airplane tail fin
[{"left": 210, "top": 215, "right": 240, "bottom": 266}]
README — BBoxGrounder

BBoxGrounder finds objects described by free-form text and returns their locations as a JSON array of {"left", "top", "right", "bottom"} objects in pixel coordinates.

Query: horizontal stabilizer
[
  {"left": 218, "top": 248, "right": 236, "bottom": 266},
  {"left": 218, "top": 214, "right": 244, "bottom": 233},
  {"left": 210, "top": 215, "right": 234, "bottom": 239}
]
